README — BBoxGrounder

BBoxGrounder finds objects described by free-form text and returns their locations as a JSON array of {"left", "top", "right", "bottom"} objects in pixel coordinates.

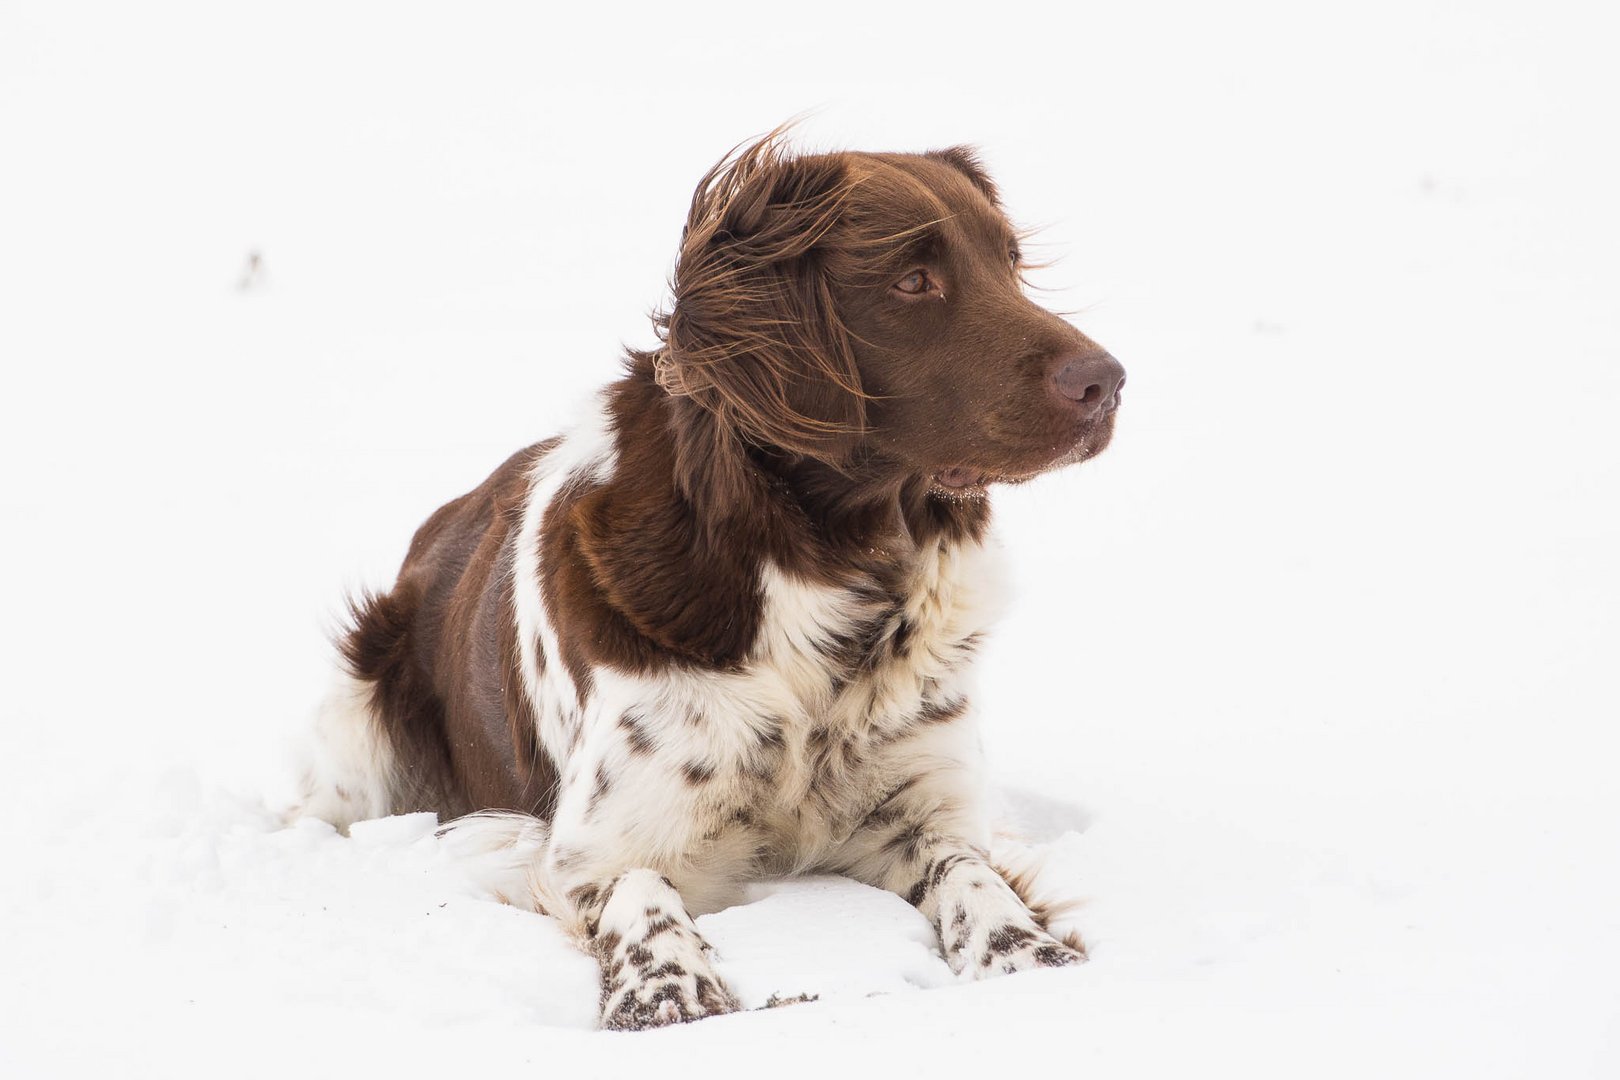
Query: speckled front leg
[
  {"left": 835, "top": 772, "right": 1085, "bottom": 979},
  {"left": 842, "top": 815, "right": 1084, "bottom": 978}
]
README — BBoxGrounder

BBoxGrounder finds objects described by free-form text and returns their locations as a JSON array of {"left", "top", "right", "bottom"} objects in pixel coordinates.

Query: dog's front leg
[
  {"left": 842, "top": 815, "right": 1085, "bottom": 979},
  {"left": 567, "top": 869, "right": 740, "bottom": 1030},
  {"left": 905, "top": 845, "right": 1084, "bottom": 977}
]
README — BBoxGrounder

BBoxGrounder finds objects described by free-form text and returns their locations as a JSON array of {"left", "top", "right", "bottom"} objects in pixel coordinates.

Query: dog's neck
[
  {"left": 629, "top": 353, "right": 987, "bottom": 565},
  {"left": 558, "top": 357, "right": 992, "bottom": 671}
]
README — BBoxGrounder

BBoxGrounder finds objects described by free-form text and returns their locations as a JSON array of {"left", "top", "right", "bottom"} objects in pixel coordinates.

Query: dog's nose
[{"left": 1053, "top": 351, "right": 1126, "bottom": 419}]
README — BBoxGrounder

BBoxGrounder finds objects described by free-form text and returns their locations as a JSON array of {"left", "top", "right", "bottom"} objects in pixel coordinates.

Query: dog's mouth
[
  {"left": 928, "top": 465, "right": 1036, "bottom": 498},
  {"left": 932, "top": 466, "right": 991, "bottom": 493},
  {"left": 929, "top": 465, "right": 1032, "bottom": 498},
  {"left": 927, "top": 408, "right": 1119, "bottom": 499},
  {"left": 929, "top": 436, "right": 1108, "bottom": 498}
]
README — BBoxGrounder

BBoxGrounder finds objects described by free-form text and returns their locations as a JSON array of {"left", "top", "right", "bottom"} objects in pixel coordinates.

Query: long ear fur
[
  {"left": 655, "top": 130, "right": 868, "bottom": 463},
  {"left": 923, "top": 145, "right": 1002, "bottom": 206}
]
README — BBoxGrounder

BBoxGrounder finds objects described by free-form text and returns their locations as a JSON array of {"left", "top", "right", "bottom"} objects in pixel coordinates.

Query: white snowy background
[{"left": 2, "top": 1, "right": 1617, "bottom": 1076}]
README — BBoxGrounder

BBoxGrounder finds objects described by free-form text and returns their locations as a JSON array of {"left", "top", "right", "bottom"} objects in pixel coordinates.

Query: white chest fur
[
  {"left": 748, "top": 539, "right": 1006, "bottom": 858},
  {"left": 546, "top": 534, "right": 1008, "bottom": 901}
]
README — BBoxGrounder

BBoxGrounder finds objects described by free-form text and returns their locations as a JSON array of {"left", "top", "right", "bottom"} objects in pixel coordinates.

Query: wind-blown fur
[{"left": 292, "top": 129, "right": 1124, "bottom": 1029}]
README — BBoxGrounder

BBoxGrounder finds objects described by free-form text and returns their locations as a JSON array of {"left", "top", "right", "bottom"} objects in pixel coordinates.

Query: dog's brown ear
[
  {"left": 657, "top": 133, "right": 867, "bottom": 463},
  {"left": 924, "top": 145, "right": 1000, "bottom": 205}
]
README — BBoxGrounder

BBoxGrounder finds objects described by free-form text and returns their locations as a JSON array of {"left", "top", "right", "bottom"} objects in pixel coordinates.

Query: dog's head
[{"left": 658, "top": 133, "right": 1123, "bottom": 498}]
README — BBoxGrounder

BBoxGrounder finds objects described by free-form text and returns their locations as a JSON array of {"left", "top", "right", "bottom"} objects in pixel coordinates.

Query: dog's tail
[
  {"left": 287, "top": 668, "right": 402, "bottom": 831},
  {"left": 289, "top": 672, "right": 555, "bottom": 912},
  {"left": 288, "top": 589, "right": 427, "bottom": 832},
  {"left": 289, "top": 590, "right": 556, "bottom": 913},
  {"left": 434, "top": 811, "right": 553, "bottom": 913}
]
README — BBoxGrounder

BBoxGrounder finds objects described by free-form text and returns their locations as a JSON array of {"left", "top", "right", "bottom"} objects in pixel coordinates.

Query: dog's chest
[
  {"left": 557, "top": 535, "right": 1004, "bottom": 893},
  {"left": 733, "top": 539, "right": 1002, "bottom": 851}
]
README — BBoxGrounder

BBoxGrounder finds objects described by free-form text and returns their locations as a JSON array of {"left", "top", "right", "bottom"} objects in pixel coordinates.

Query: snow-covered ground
[{"left": 3, "top": 2, "right": 1617, "bottom": 1076}]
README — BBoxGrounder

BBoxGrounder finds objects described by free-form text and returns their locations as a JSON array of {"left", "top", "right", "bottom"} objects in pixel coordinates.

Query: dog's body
[{"left": 296, "top": 134, "right": 1124, "bottom": 1029}]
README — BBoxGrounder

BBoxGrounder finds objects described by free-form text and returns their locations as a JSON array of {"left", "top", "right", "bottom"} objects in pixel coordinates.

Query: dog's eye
[
  {"left": 893, "top": 270, "right": 934, "bottom": 295},
  {"left": 1009, "top": 247, "right": 1021, "bottom": 268}
]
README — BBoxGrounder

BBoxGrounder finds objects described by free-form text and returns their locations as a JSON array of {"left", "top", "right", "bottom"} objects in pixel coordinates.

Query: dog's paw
[
  {"left": 975, "top": 923, "right": 1086, "bottom": 977},
  {"left": 594, "top": 876, "right": 740, "bottom": 1030},
  {"left": 947, "top": 917, "right": 1087, "bottom": 980},
  {"left": 599, "top": 940, "right": 739, "bottom": 1030}
]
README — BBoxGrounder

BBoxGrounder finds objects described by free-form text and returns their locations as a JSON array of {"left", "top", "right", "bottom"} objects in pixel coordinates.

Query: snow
[{"left": 2, "top": 1, "right": 1618, "bottom": 1076}]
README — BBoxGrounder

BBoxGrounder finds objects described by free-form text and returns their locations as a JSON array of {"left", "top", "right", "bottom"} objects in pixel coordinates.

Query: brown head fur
[{"left": 653, "top": 130, "right": 1120, "bottom": 510}]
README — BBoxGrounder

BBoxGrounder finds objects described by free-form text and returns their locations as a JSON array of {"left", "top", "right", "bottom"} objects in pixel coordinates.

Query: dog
[{"left": 294, "top": 131, "right": 1125, "bottom": 1030}]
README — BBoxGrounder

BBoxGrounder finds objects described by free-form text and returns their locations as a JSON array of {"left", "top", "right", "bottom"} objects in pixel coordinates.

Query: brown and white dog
[{"left": 294, "top": 132, "right": 1125, "bottom": 1029}]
